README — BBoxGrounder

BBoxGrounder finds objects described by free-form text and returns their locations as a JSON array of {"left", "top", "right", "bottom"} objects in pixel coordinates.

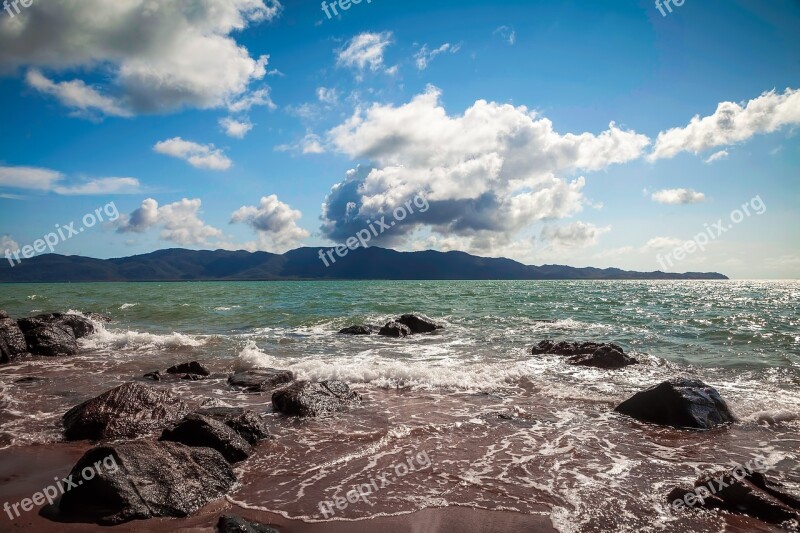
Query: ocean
[{"left": 1, "top": 280, "right": 798, "bottom": 531}]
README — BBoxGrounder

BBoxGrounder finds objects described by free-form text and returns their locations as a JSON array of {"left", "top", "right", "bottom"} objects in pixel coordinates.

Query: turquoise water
[{"left": 1, "top": 280, "right": 799, "bottom": 531}]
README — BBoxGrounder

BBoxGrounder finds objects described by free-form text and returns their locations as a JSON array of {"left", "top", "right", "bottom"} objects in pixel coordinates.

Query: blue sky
[{"left": 0, "top": 0, "right": 798, "bottom": 278}]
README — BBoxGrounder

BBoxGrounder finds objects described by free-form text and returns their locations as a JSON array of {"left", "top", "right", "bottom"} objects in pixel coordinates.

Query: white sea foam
[
  {"left": 119, "top": 303, "right": 138, "bottom": 310},
  {"left": 78, "top": 317, "right": 204, "bottom": 351}
]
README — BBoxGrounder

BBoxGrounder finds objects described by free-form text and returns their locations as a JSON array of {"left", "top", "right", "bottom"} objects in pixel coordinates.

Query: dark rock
[
  {"left": 615, "top": 378, "right": 735, "bottom": 429},
  {"left": 272, "top": 380, "right": 360, "bottom": 417},
  {"left": 228, "top": 369, "right": 294, "bottom": 393},
  {"left": 196, "top": 407, "right": 270, "bottom": 444},
  {"left": 379, "top": 321, "right": 411, "bottom": 338},
  {"left": 397, "top": 314, "right": 442, "bottom": 334},
  {"left": 18, "top": 312, "right": 96, "bottom": 339},
  {"left": 13, "top": 376, "right": 47, "bottom": 386},
  {"left": 531, "top": 340, "right": 624, "bottom": 356},
  {"left": 0, "top": 316, "right": 27, "bottom": 362},
  {"left": 567, "top": 345, "right": 639, "bottom": 369},
  {"left": 63, "top": 382, "right": 189, "bottom": 441},
  {"left": 58, "top": 440, "right": 236, "bottom": 525},
  {"left": 669, "top": 470, "right": 800, "bottom": 525},
  {"left": 143, "top": 371, "right": 161, "bottom": 381},
  {"left": 160, "top": 413, "right": 251, "bottom": 463},
  {"left": 338, "top": 325, "right": 377, "bottom": 335},
  {"left": 166, "top": 361, "right": 210, "bottom": 376},
  {"left": 24, "top": 324, "right": 77, "bottom": 356},
  {"left": 0, "top": 310, "right": 8, "bottom": 319},
  {"left": 217, "top": 515, "right": 279, "bottom": 533}
]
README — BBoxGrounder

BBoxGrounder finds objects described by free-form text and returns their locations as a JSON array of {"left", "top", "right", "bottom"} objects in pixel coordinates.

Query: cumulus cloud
[
  {"left": 154, "top": 137, "right": 232, "bottom": 170},
  {"left": 219, "top": 117, "right": 254, "bottom": 139},
  {"left": 1, "top": 235, "right": 19, "bottom": 253},
  {"left": 26, "top": 70, "right": 132, "bottom": 118},
  {"left": 540, "top": 222, "right": 611, "bottom": 248},
  {"left": 1, "top": 0, "right": 281, "bottom": 115},
  {"left": 0, "top": 165, "right": 63, "bottom": 190},
  {"left": 320, "top": 87, "right": 649, "bottom": 254},
  {"left": 414, "top": 42, "right": 461, "bottom": 70},
  {"left": 650, "top": 88, "right": 800, "bottom": 160},
  {"left": 117, "top": 198, "right": 223, "bottom": 246},
  {"left": 275, "top": 133, "right": 325, "bottom": 155},
  {"left": 651, "top": 188, "right": 706, "bottom": 205},
  {"left": 230, "top": 195, "right": 310, "bottom": 252},
  {"left": 337, "top": 32, "right": 393, "bottom": 72}
]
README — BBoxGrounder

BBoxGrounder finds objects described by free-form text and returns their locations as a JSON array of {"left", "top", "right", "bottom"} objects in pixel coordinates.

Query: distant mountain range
[{"left": 0, "top": 248, "right": 728, "bottom": 282}]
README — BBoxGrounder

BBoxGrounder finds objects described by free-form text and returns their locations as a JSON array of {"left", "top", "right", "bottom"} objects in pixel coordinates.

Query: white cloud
[
  {"left": 219, "top": 117, "right": 254, "bottom": 138},
  {"left": 0, "top": 165, "right": 63, "bottom": 190},
  {"left": 1, "top": 235, "right": 19, "bottom": 254},
  {"left": 276, "top": 133, "right": 325, "bottom": 154},
  {"left": 642, "top": 236, "right": 685, "bottom": 251},
  {"left": 321, "top": 87, "right": 649, "bottom": 255},
  {"left": 704, "top": 150, "right": 729, "bottom": 164},
  {"left": 230, "top": 195, "right": 310, "bottom": 252},
  {"left": 414, "top": 42, "right": 461, "bottom": 70},
  {"left": 117, "top": 198, "right": 223, "bottom": 246},
  {"left": 336, "top": 32, "right": 393, "bottom": 72},
  {"left": 1, "top": 0, "right": 281, "bottom": 115},
  {"left": 25, "top": 70, "right": 132, "bottom": 118},
  {"left": 154, "top": 137, "right": 232, "bottom": 170},
  {"left": 53, "top": 177, "right": 141, "bottom": 195},
  {"left": 494, "top": 26, "right": 516, "bottom": 45},
  {"left": 650, "top": 88, "right": 800, "bottom": 160},
  {"left": 540, "top": 222, "right": 611, "bottom": 248},
  {"left": 651, "top": 188, "right": 706, "bottom": 205},
  {"left": 226, "top": 87, "right": 276, "bottom": 113},
  {"left": 317, "top": 87, "right": 338, "bottom": 105}
]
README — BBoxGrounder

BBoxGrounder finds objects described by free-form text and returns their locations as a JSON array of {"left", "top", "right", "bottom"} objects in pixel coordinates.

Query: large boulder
[
  {"left": 18, "top": 312, "right": 96, "bottom": 339},
  {"left": 217, "top": 515, "right": 279, "bottom": 533},
  {"left": 228, "top": 368, "right": 294, "bottom": 393},
  {"left": 24, "top": 324, "right": 77, "bottom": 356},
  {"left": 166, "top": 361, "right": 210, "bottom": 377},
  {"left": 567, "top": 345, "right": 638, "bottom": 369},
  {"left": 196, "top": 407, "right": 270, "bottom": 444},
  {"left": 338, "top": 325, "right": 377, "bottom": 335},
  {"left": 160, "top": 413, "right": 252, "bottom": 463},
  {"left": 378, "top": 321, "right": 411, "bottom": 338},
  {"left": 615, "top": 378, "right": 735, "bottom": 429},
  {"left": 397, "top": 314, "right": 442, "bottom": 334},
  {"left": 531, "top": 340, "right": 624, "bottom": 356},
  {"left": 0, "top": 314, "right": 27, "bottom": 362},
  {"left": 63, "top": 382, "right": 189, "bottom": 441},
  {"left": 668, "top": 470, "right": 800, "bottom": 525},
  {"left": 272, "top": 380, "right": 360, "bottom": 417},
  {"left": 58, "top": 441, "right": 236, "bottom": 525}
]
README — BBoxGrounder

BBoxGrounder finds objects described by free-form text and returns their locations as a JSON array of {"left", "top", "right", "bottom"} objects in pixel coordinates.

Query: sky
[{"left": 0, "top": 0, "right": 798, "bottom": 279}]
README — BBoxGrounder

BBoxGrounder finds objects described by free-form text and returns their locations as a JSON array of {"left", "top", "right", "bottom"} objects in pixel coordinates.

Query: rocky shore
[{"left": 1, "top": 309, "right": 798, "bottom": 530}]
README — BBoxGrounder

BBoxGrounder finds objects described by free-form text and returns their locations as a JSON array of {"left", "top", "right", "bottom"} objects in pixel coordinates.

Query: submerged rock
[
  {"left": 228, "top": 368, "right": 295, "bottom": 393},
  {"left": 531, "top": 340, "right": 624, "bottom": 356},
  {"left": 615, "top": 378, "right": 735, "bottom": 429},
  {"left": 0, "top": 314, "right": 27, "bottom": 363},
  {"left": 338, "top": 325, "right": 377, "bottom": 335},
  {"left": 63, "top": 382, "right": 189, "bottom": 441},
  {"left": 397, "top": 314, "right": 442, "bottom": 334},
  {"left": 18, "top": 312, "right": 96, "bottom": 339},
  {"left": 166, "top": 361, "right": 210, "bottom": 377},
  {"left": 379, "top": 321, "right": 412, "bottom": 338},
  {"left": 160, "top": 413, "right": 252, "bottom": 463},
  {"left": 567, "top": 345, "right": 638, "bottom": 369},
  {"left": 668, "top": 470, "right": 800, "bottom": 525},
  {"left": 196, "top": 407, "right": 271, "bottom": 444},
  {"left": 217, "top": 515, "right": 279, "bottom": 533},
  {"left": 272, "top": 380, "right": 360, "bottom": 417},
  {"left": 24, "top": 324, "right": 77, "bottom": 356},
  {"left": 58, "top": 441, "right": 236, "bottom": 525}
]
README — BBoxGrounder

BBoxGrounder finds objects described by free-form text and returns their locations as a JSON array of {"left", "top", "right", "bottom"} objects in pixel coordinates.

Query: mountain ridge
[{"left": 0, "top": 247, "right": 728, "bottom": 282}]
